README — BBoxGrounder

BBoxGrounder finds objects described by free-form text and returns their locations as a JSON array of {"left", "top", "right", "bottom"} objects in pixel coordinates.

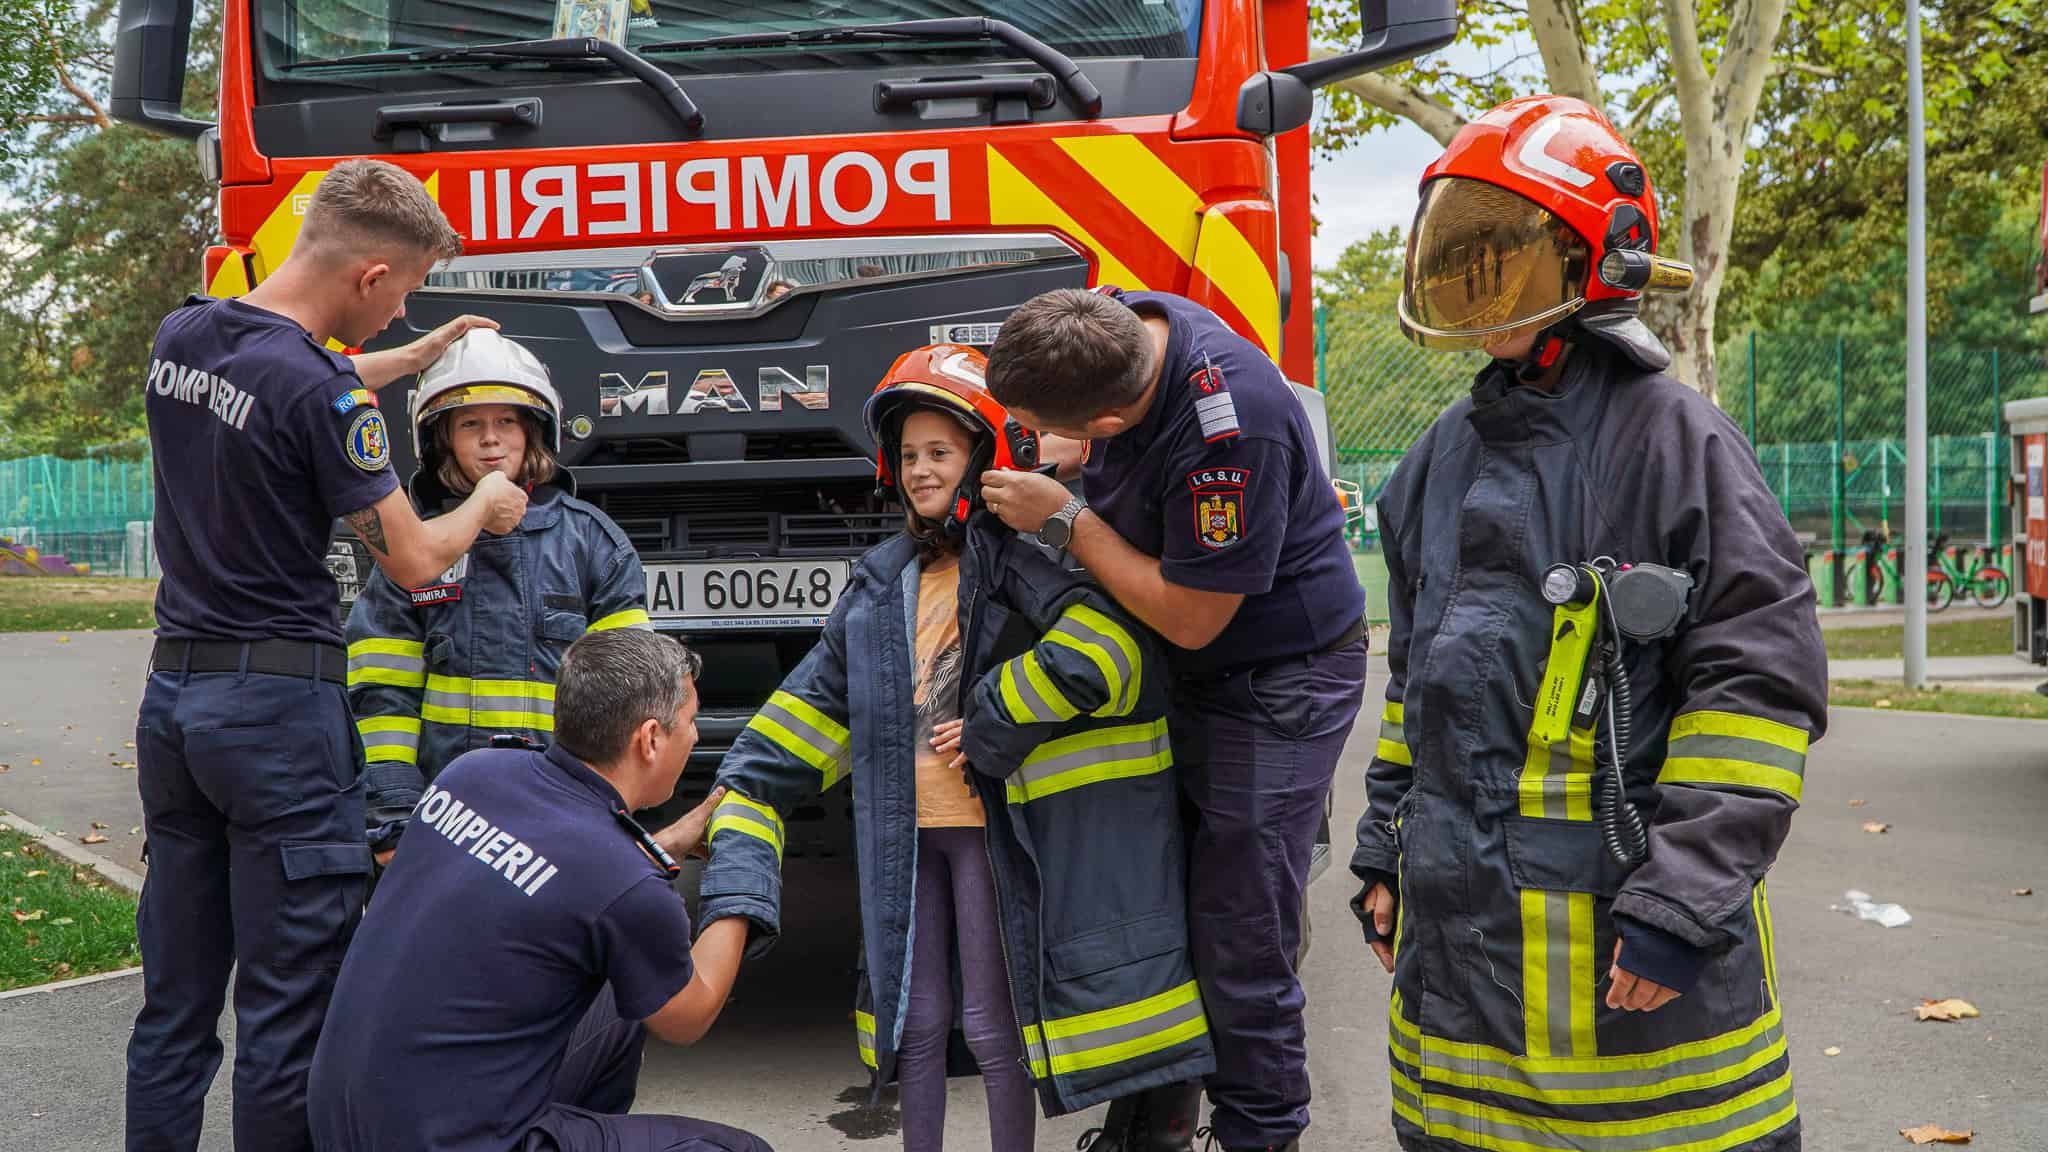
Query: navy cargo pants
[
  {"left": 1172, "top": 634, "right": 1368, "bottom": 1149},
  {"left": 127, "top": 654, "right": 370, "bottom": 1152},
  {"left": 521, "top": 984, "right": 774, "bottom": 1152}
]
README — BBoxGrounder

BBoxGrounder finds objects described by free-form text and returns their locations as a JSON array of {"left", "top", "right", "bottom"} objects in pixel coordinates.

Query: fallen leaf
[
  {"left": 1863, "top": 822, "right": 1892, "bottom": 834},
  {"left": 1876, "top": 699, "right": 1894, "bottom": 708},
  {"left": 1916, "top": 998, "right": 1980, "bottom": 1022},
  {"left": 2015, "top": 888, "right": 2033, "bottom": 897},
  {"left": 0, "top": 763, "right": 8, "bottom": 772},
  {"left": 23, "top": 870, "right": 46, "bottom": 878},
  {"left": 52, "top": 962, "right": 71, "bottom": 976},
  {"left": 80, "top": 833, "right": 108, "bottom": 845},
  {"left": 49, "top": 917, "right": 73, "bottom": 926},
  {"left": 1900, "top": 1125, "right": 1972, "bottom": 1145},
  {"left": 124, "top": 740, "right": 135, "bottom": 748},
  {"left": 1824, "top": 1046, "right": 1843, "bottom": 1057},
  {"left": 30, "top": 758, "right": 41, "bottom": 766},
  {"left": 55, "top": 636, "right": 69, "bottom": 643},
  {"left": 1850, "top": 798, "right": 1869, "bottom": 807},
  {"left": 129, "top": 826, "right": 141, "bottom": 836},
  {"left": 11, "top": 909, "right": 45, "bottom": 923},
  {"left": 90, "top": 821, "right": 108, "bottom": 830}
]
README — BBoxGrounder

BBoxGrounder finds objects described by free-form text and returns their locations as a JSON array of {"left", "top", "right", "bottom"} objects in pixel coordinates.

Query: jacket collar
[
  {"left": 542, "top": 742, "right": 631, "bottom": 814},
  {"left": 1465, "top": 345, "right": 1613, "bottom": 446}
]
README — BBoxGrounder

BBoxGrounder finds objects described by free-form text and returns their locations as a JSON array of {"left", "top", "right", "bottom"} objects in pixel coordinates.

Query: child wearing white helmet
[{"left": 345, "top": 328, "right": 653, "bottom": 865}]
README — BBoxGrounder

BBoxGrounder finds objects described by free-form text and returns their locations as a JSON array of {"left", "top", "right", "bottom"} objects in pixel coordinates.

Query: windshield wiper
[
  {"left": 640, "top": 18, "right": 1102, "bottom": 117},
  {"left": 285, "top": 38, "right": 703, "bottom": 133}
]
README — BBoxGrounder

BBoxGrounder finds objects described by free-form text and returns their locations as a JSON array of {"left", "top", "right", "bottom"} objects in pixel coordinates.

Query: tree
[
  {"left": 0, "top": 1, "right": 218, "bottom": 457},
  {"left": 1311, "top": 0, "right": 1795, "bottom": 400}
]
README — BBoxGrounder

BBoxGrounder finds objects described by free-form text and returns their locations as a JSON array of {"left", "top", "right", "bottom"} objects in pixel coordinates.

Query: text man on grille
[{"left": 1352, "top": 94, "right": 1827, "bottom": 1152}]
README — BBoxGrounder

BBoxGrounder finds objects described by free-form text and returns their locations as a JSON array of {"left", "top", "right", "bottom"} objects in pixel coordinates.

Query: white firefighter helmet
[{"left": 410, "top": 328, "right": 562, "bottom": 466}]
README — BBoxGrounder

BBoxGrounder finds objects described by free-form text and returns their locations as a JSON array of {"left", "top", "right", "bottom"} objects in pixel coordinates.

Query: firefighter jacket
[
  {"left": 344, "top": 485, "right": 650, "bottom": 850},
  {"left": 697, "top": 517, "right": 1214, "bottom": 1117},
  {"left": 1350, "top": 347, "right": 1827, "bottom": 1152}
]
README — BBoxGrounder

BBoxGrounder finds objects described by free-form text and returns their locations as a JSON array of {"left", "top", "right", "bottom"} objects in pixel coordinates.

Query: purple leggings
[{"left": 899, "top": 826, "right": 1036, "bottom": 1152}]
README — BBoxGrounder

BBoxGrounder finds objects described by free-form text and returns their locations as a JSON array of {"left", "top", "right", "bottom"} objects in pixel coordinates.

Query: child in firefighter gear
[
  {"left": 980, "top": 285, "right": 1369, "bottom": 1152},
  {"left": 346, "top": 328, "right": 650, "bottom": 865},
  {"left": 695, "top": 344, "right": 1213, "bottom": 1152},
  {"left": 1352, "top": 94, "right": 1828, "bottom": 1152}
]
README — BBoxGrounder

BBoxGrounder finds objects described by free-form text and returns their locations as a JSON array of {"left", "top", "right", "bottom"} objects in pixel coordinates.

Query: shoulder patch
[
  {"left": 1188, "top": 355, "right": 1239, "bottom": 443},
  {"left": 1187, "top": 466, "right": 1251, "bottom": 551},
  {"left": 332, "top": 388, "right": 377, "bottom": 415},
  {"left": 345, "top": 408, "right": 392, "bottom": 473}
]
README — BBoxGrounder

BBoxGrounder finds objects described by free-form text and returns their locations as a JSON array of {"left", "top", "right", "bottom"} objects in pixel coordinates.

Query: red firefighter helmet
[
  {"left": 863, "top": 344, "right": 1041, "bottom": 532},
  {"left": 1398, "top": 94, "right": 1694, "bottom": 369}
]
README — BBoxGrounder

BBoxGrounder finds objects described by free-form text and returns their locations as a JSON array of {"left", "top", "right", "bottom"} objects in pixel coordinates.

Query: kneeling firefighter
[
  {"left": 345, "top": 329, "right": 651, "bottom": 863},
  {"left": 1351, "top": 94, "right": 1827, "bottom": 1152}
]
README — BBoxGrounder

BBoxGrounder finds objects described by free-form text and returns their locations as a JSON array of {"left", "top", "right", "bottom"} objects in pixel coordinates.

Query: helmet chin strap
[{"left": 1507, "top": 323, "right": 1575, "bottom": 385}]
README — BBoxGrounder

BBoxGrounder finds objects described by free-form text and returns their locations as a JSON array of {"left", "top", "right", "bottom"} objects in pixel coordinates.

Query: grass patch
[
  {"left": 1830, "top": 679, "right": 2048, "bottom": 720},
  {"left": 0, "top": 578, "right": 156, "bottom": 633},
  {"left": 0, "top": 827, "right": 140, "bottom": 991},
  {"left": 1823, "top": 614, "right": 2011, "bottom": 661}
]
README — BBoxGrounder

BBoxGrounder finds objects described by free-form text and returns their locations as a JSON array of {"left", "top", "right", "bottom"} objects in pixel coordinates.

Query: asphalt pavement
[{"left": 3, "top": 632, "right": 2046, "bottom": 1149}]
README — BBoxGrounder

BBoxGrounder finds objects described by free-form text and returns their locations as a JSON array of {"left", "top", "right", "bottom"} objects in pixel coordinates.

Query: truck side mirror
[
  {"left": 1236, "top": 0, "right": 1458, "bottom": 137},
  {"left": 112, "top": 0, "right": 216, "bottom": 139}
]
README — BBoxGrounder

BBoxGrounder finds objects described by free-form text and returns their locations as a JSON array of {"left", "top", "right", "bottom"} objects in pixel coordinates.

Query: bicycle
[{"left": 1926, "top": 533, "right": 2011, "bottom": 611}]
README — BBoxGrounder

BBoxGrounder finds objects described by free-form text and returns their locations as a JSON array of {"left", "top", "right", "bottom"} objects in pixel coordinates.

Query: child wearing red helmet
[{"left": 696, "top": 345, "right": 1215, "bottom": 1152}]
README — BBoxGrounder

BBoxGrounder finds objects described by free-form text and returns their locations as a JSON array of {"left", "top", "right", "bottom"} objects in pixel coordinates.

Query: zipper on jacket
[{"left": 961, "top": 532, "right": 1048, "bottom": 1098}]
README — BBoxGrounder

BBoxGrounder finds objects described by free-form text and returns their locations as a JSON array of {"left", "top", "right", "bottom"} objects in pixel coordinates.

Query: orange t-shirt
[{"left": 913, "top": 556, "right": 983, "bottom": 828}]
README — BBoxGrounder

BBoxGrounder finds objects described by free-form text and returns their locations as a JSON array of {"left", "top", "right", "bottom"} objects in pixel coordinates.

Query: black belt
[{"left": 151, "top": 638, "right": 347, "bottom": 684}]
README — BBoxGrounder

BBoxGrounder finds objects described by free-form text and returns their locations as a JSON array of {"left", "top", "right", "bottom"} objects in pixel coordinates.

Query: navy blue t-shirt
[
  {"left": 308, "top": 745, "right": 695, "bottom": 1152},
  {"left": 146, "top": 296, "right": 398, "bottom": 646},
  {"left": 1082, "top": 290, "right": 1365, "bottom": 674}
]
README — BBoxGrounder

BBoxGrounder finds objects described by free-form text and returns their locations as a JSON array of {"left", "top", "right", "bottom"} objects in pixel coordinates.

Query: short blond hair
[{"left": 299, "top": 159, "right": 462, "bottom": 264}]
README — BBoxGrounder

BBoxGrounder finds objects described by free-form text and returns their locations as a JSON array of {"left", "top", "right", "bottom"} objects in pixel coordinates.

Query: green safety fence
[{"left": 0, "top": 454, "right": 155, "bottom": 576}]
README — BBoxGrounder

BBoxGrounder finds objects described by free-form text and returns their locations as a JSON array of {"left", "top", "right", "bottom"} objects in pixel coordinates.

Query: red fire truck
[{"left": 112, "top": 0, "right": 1452, "bottom": 855}]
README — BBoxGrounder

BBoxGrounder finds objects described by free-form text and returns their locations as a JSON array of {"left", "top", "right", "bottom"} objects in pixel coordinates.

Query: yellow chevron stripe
[
  {"left": 1051, "top": 135, "right": 1201, "bottom": 261},
  {"left": 1195, "top": 207, "right": 1281, "bottom": 357},
  {"left": 987, "top": 146, "right": 1146, "bottom": 290}
]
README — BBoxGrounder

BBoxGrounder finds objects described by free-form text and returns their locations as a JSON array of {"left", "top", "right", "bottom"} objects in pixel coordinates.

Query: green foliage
[
  {"left": 0, "top": 1, "right": 219, "bottom": 458},
  {"left": 0, "top": 0, "right": 70, "bottom": 150}
]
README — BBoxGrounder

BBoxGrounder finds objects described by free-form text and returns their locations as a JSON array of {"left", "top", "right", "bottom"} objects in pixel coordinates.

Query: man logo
[
  {"left": 598, "top": 366, "right": 830, "bottom": 417},
  {"left": 682, "top": 255, "right": 748, "bottom": 304}
]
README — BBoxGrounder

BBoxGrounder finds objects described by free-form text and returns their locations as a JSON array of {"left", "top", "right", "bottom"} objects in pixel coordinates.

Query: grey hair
[{"left": 554, "top": 630, "right": 703, "bottom": 765}]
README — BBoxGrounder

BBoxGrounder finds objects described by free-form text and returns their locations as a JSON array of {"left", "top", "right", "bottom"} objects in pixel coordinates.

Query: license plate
[{"left": 643, "top": 560, "right": 851, "bottom": 629}]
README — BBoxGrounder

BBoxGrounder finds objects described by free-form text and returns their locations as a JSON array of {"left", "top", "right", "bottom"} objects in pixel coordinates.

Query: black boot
[
  {"left": 1075, "top": 1093, "right": 1142, "bottom": 1152},
  {"left": 1130, "top": 1080, "right": 1203, "bottom": 1152}
]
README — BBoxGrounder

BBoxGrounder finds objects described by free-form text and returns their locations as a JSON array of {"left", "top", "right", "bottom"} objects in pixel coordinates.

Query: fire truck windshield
[{"left": 259, "top": 0, "right": 1203, "bottom": 75}]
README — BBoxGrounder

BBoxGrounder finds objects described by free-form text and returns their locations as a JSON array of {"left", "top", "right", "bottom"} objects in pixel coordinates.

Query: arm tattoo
[{"left": 346, "top": 506, "right": 389, "bottom": 555}]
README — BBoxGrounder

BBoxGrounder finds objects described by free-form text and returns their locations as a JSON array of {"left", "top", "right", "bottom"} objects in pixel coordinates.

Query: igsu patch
[
  {"left": 346, "top": 408, "right": 392, "bottom": 473},
  {"left": 1188, "top": 466, "right": 1250, "bottom": 551}
]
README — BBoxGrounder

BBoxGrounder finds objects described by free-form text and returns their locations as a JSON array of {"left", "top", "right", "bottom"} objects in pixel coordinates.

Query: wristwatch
[{"left": 1039, "top": 496, "right": 1087, "bottom": 549}]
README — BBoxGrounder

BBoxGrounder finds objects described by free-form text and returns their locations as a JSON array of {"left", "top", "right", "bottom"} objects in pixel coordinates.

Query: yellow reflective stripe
[
  {"left": 357, "top": 715, "right": 421, "bottom": 765},
  {"left": 586, "top": 608, "right": 652, "bottom": 632},
  {"left": 1020, "top": 980, "right": 1208, "bottom": 1077},
  {"left": 768, "top": 689, "right": 850, "bottom": 751},
  {"left": 1044, "top": 630, "right": 1121, "bottom": 711},
  {"left": 746, "top": 691, "right": 850, "bottom": 790},
  {"left": 1020, "top": 652, "right": 1079, "bottom": 720},
  {"left": 1390, "top": 989, "right": 1789, "bottom": 1104},
  {"left": 1193, "top": 206, "right": 1282, "bottom": 358},
  {"left": 999, "top": 659, "right": 1035, "bottom": 724},
  {"left": 1756, "top": 882, "right": 1779, "bottom": 1001},
  {"left": 1668, "top": 710, "right": 1809, "bottom": 753},
  {"left": 423, "top": 676, "right": 555, "bottom": 699},
  {"left": 709, "top": 793, "right": 785, "bottom": 864},
  {"left": 347, "top": 638, "right": 426, "bottom": 689},
  {"left": 1522, "top": 888, "right": 1599, "bottom": 1060},
  {"left": 423, "top": 706, "right": 554, "bottom": 731},
  {"left": 350, "top": 666, "right": 427, "bottom": 689},
  {"left": 1006, "top": 719, "right": 1172, "bottom": 804},
  {"left": 1390, "top": 1064, "right": 1797, "bottom": 1152},
  {"left": 854, "top": 1010, "right": 878, "bottom": 1069},
  {"left": 1378, "top": 700, "right": 1413, "bottom": 767},
  {"left": 348, "top": 638, "right": 425, "bottom": 659},
  {"left": 1658, "top": 758, "right": 1804, "bottom": 802},
  {"left": 1051, "top": 135, "right": 1201, "bottom": 262},
  {"left": 1061, "top": 602, "right": 1142, "bottom": 714}
]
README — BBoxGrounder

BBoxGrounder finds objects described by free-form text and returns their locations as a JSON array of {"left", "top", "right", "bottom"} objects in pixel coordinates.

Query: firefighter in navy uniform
[
  {"left": 346, "top": 329, "right": 651, "bottom": 867},
  {"left": 127, "top": 159, "right": 522, "bottom": 1152},
  {"left": 980, "top": 288, "right": 1370, "bottom": 1152},
  {"left": 1352, "top": 95, "right": 1827, "bottom": 1152}
]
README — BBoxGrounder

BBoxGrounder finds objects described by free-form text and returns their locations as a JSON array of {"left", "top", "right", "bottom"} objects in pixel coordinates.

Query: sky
[{"left": 1305, "top": 120, "right": 1440, "bottom": 268}]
